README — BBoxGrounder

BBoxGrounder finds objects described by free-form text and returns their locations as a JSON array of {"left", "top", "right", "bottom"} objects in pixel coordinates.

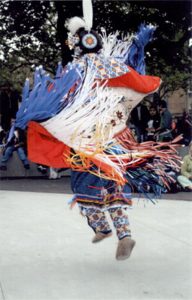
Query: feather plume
[
  {"left": 82, "top": 0, "right": 93, "bottom": 31},
  {"left": 100, "top": 28, "right": 133, "bottom": 59},
  {"left": 65, "top": 17, "right": 86, "bottom": 35}
]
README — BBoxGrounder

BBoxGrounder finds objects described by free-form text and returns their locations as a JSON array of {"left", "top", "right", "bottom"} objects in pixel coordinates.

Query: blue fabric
[
  {"left": 125, "top": 168, "right": 165, "bottom": 203},
  {"left": 6, "top": 124, "right": 15, "bottom": 144},
  {"left": 70, "top": 143, "right": 164, "bottom": 203},
  {"left": 71, "top": 170, "right": 131, "bottom": 197},
  {"left": 1, "top": 146, "right": 29, "bottom": 166},
  {"left": 124, "top": 24, "right": 156, "bottom": 74},
  {"left": 71, "top": 167, "right": 164, "bottom": 204},
  {"left": 15, "top": 63, "right": 83, "bottom": 129},
  {"left": 21, "top": 78, "right": 30, "bottom": 104}
]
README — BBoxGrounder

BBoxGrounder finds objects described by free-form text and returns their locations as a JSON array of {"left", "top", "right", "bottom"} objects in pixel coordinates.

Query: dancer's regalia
[{"left": 15, "top": 0, "right": 180, "bottom": 259}]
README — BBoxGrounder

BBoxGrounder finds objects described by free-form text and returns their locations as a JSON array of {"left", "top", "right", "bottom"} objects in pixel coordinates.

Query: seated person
[
  {"left": 130, "top": 102, "right": 150, "bottom": 142},
  {"left": 154, "top": 100, "right": 173, "bottom": 142},
  {"left": 146, "top": 105, "right": 160, "bottom": 141},
  {"left": 0, "top": 125, "right": 6, "bottom": 148},
  {"left": 177, "top": 142, "right": 192, "bottom": 191}
]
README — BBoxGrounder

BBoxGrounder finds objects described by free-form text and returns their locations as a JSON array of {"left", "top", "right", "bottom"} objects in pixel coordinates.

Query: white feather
[
  {"left": 65, "top": 17, "right": 86, "bottom": 35},
  {"left": 82, "top": 0, "right": 93, "bottom": 31},
  {"left": 100, "top": 28, "right": 133, "bottom": 59}
]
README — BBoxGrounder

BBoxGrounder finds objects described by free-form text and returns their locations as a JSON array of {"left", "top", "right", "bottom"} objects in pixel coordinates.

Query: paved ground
[
  {"left": 0, "top": 179, "right": 191, "bottom": 300},
  {"left": 0, "top": 177, "right": 72, "bottom": 195}
]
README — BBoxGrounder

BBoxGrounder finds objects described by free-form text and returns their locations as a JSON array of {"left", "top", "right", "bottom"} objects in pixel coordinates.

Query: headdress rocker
[{"left": 14, "top": 0, "right": 180, "bottom": 260}]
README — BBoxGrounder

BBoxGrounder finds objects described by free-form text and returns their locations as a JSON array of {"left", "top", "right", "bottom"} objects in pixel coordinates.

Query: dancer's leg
[
  {"left": 80, "top": 207, "right": 112, "bottom": 243},
  {"left": 108, "top": 207, "right": 131, "bottom": 240},
  {"left": 108, "top": 207, "right": 135, "bottom": 260}
]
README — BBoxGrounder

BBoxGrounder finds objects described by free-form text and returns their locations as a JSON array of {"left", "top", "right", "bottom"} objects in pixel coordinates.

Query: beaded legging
[{"left": 81, "top": 206, "right": 131, "bottom": 240}]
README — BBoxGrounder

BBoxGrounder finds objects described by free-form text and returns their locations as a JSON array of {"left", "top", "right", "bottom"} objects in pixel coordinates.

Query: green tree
[
  {"left": 0, "top": 0, "right": 191, "bottom": 97},
  {"left": 0, "top": 0, "right": 59, "bottom": 89}
]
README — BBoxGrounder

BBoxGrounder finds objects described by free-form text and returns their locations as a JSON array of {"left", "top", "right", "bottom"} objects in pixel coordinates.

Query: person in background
[
  {"left": 0, "top": 86, "right": 12, "bottom": 132},
  {"left": 36, "top": 164, "right": 48, "bottom": 175},
  {"left": 49, "top": 167, "right": 62, "bottom": 179},
  {"left": 0, "top": 85, "right": 20, "bottom": 132},
  {"left": 0, "top": 125, "right": 30, "bottom": 171},
  {"left": 130, "top": 102, "right": 150, "bottom": 142},
  {"left": 181, "top": 111, "right": 192, "bottom": 146},
  {"left": 155, "top": 100, "right": 172, "bottom": 142},
  {"left": 146, "top": 105, "right": 161, "bottom": 141},
  {"left": 177, "top": 142, "right": 192, "bottom": 191},
  {"left": 171, "top": 116, "right": 180, "bottom": 139},
  {"left": 0, "top": 125, "right": 6, "bottom": 148}
]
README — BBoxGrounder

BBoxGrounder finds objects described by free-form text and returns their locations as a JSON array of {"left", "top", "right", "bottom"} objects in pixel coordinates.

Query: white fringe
[
  {"left": 41, "top": 58, "right": 145, "bottom": 153},
  {"left": 100, "top": 28, "right": 133, "bottom": 59},
  {"left": 41, "top": 59, "right": 146, "bottom": 181}
]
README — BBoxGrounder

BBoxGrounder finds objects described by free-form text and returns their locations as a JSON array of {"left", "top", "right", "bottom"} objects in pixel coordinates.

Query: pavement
[{"left": 0, "top": 178, "right": 192, "bottom": 300}]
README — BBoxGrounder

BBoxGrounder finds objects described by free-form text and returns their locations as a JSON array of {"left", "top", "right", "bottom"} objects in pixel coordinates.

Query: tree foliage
[
  {"left": 0, "top": 0, "right": 58, "bottom": 89},
  {"left": 0, "top": 0, "right": 191, "bottom": 96}
]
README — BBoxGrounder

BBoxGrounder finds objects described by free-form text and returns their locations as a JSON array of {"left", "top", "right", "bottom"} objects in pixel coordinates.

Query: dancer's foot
[
  {"left": 92, "top": 231, "right": 112, "bottom": 243},
  {"left": 116, "top": 237, "right": 136, "bottom": 260}
]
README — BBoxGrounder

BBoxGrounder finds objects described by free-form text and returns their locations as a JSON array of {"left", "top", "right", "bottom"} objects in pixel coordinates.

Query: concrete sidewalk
[{"left": 0, "top": 190, "right": 191, "bottom": 300}]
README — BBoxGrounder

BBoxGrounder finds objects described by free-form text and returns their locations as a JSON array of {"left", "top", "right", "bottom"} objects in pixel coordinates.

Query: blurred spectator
[
  {"left": 180, "top": 111, "right": 192, "bottom": 146},
  {"left": 177, "top": 142, "right": 192, "bottom": 191},
  {"left": 0, "top": 125, "right": 6, "bottom": 147},
  {"left": 49, "top": 167, "right": 62, "bottom": 179},
  {"left": 37, "top": 164, "right": 48, "bottom": 174},
  {"left": 146, "top": 105, "right": 161, "bottom": 141},
  {"left": 0, "top": 125, "right": 30, "bottom": 171},
  {"left": 0, "top": 85, "right": 20, "bottom": 132},
  {"left": 154, "top": 100, "right": 173, "bottom": 142},
  {"left": 165, "top": 166, "right": 181, "bottom": 193},
  {"left": 153, "top": 92, "right": 161, "bottom": 106},
  {"left": 130, "top": 102, "right": 150, "bottom": 142},
  {"left": 171, "top": 116, "right": 179, "bottom": 139}
]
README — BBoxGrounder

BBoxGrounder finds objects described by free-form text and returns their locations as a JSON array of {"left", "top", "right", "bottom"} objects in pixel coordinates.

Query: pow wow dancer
[{"left": 15, "top": 0, "right": 180, "bottom": 260}]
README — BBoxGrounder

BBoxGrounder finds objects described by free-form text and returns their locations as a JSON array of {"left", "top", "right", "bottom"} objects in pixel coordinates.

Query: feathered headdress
[
  {"left": 65, "top": 0, "right": 93, "bottom": 34},
  {"left": 65, "top": 16, "right": 87, "bottom": 35},
  {"left": 65, "top": 0, "right": 102, "bottom": 54}
]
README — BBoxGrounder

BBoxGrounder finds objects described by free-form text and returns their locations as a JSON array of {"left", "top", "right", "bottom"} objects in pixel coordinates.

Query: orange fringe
[{"left": 63, "top": 128, "right": 182, "bottom": 185}]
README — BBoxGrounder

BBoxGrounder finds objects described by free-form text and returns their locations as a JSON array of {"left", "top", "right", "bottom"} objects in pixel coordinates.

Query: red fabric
[
  {"left": 27, "top": 121, "right": 71, "bottom": 168},
  {"left": 105, "top": 67, "right": 161, "bottom": 94}
]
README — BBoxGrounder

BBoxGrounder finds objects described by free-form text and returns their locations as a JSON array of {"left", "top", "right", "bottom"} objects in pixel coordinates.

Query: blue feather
[
  {"left": 55, "top": 62, "right": 63, "bottom": 78},
  {"left": 15, "top": 63, "right": 83, "bottom": 129},
  {"left": 125, "top": 168, "right": 165, "bottom": 203},
  {"left": 124, "top": 24, "right": 156, "bottom": 74},
  {"left": 21, "top": 78, "right": 30, "bottom": 103}
]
